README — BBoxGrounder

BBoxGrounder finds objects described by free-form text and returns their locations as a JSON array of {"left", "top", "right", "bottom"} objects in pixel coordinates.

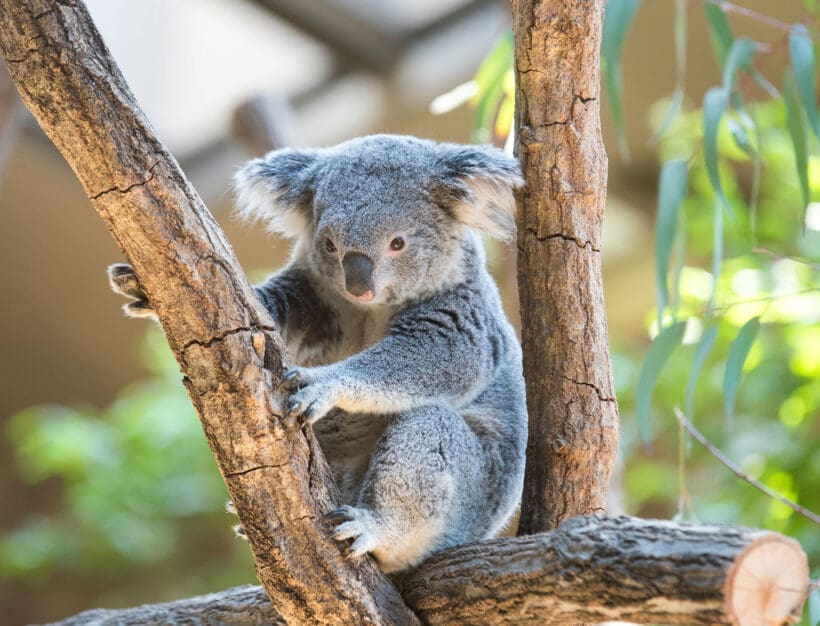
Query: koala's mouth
[{"left": 345, "top": 290, "right": 375, "bottom": 304}]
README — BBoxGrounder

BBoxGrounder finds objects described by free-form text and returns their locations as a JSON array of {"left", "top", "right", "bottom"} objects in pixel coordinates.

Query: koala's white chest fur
[
  {"left": 292, "top": 302, "right": 395, "bottom": 367},
  {"left": 332, "top": 304, "right": 395, "bottom": 361}
]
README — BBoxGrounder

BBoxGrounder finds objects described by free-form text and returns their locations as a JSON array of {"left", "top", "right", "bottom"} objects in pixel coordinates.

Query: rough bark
[
  {"left": 49, "top": 517, "right": 810, "bottom": 626},
  {"left": 511, "top": 0, "right": 619, "bottom": 534},
  {"left": 49, "top": 585, "right": 283, "bottom": 626},
  {"left": 0, "top": 2, "right": 416, "bottom": 624},
  {"left": 0, "top": 59, "right": 22, "bottom": 179}
]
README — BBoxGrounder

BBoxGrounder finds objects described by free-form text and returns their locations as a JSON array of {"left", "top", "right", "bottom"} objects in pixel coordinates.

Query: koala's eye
[
  {"left": 324, "top": 238, "right": 337, "bottom": 253},
  {"left": 389, "top": 236, "right": 405, "bottom": 251}
]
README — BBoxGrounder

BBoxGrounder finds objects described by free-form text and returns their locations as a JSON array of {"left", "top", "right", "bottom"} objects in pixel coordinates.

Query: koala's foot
[
  {"left": 325, "top": 505, "right": 380, "bottom": 559},
  {"left": 225, "top": 500, "right": 248, "bottom": 541},
  {"left": 107, "top": 263, "right": 156, "bottom": 319}
]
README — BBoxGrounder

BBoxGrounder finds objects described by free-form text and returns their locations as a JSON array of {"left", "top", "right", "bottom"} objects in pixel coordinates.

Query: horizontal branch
[{"left": 51, "top": 516, "right": 810, "bottom": 626}]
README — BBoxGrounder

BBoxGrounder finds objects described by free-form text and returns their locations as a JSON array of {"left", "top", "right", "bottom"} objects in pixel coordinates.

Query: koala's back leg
[{"left": 328, "top": 404, "right": 483, "bottom": 573}]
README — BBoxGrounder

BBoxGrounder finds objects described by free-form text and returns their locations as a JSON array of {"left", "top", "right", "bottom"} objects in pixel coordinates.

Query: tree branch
[
  {"left": 674, "top": 408, "right": 820, "bottom": 524},
  {"left": 0, "top": 2, "right": 415, "bottom": 623},
  {"left": 51, "top": 517, "right": 811, "bottom": 626}
]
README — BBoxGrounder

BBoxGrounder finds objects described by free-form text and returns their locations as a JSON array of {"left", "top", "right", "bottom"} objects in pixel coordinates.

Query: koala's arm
[
  {"left": 284, "top": 287, "right": 503, "bottom": 422},
  {"left": 254, "top": 265, "right": 335, "bottom": 344}
]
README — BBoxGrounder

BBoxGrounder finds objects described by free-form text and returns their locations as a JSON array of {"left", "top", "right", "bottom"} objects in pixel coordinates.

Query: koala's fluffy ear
[
  {"left": 432, "top": 144, "right": 525, "bottom": 241},
  {"left": 233, "top": 148, "right": 321, "bottom": 238}
]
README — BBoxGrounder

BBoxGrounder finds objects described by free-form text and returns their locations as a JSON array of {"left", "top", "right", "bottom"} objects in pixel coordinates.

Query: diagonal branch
[{"left": 0, "top": 1, "right": 415, "bottom": 623}]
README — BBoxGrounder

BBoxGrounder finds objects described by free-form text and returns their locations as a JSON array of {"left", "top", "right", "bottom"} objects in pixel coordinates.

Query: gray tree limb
[{"left": 48, "top": 517, "right": 810, "bottom": 626}]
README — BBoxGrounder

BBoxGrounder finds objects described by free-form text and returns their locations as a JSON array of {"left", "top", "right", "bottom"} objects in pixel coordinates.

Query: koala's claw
[
  {"left": 123, "top": 299, "right": 155, "bottom": 318},
  {"left": 283, "top": 399, "right": 305, "bottom": 428},
  {"left": 108, "top": 263, "right": 156, "bottom": 319},
  {"left": 326, "top": 506, "right": 378, "bottom": 559},
  {"left": 280, "top": 368, "right": 304, "bottom": 392},
  {"left": 324, "top": 506, "right": 356, "bottom": 524}
]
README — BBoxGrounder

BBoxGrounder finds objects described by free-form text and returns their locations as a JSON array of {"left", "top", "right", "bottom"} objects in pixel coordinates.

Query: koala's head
[{"left": 234, "top": 135, "right": 523, "bottom": 306}]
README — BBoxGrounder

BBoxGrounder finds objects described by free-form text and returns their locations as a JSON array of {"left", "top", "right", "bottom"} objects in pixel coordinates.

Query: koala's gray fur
[{"left": 109, "top": 134, "right": 527, "bottom": 573}]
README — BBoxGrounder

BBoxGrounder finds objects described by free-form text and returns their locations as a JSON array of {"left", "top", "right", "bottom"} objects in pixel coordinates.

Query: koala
[{"left": 108, "top": 134, "right": 527, "bottom": 573}]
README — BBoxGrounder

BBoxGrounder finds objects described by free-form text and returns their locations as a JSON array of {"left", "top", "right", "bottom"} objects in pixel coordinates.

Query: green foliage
[
  {"left": 723, "top": 316, "right": 760, "bottom": 426},
  {"left": 635, "top": 322, "right": 686, "bottom": 442},
  {"left": 602, "top": 0, "right": 642, "bottom": 160},
  {"left": 655, "top": 159, "right": 689, "bottom": 320},
  {"left": 1, "top": 330, "right": 255, "bottom": 599}
]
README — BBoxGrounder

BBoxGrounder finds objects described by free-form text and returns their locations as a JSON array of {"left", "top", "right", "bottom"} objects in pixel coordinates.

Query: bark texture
[
  {"left": 512, "top": 0, "right": 619, "bottom": 534},
  {"left": 0, "top": 2, "right": 415, "bottom": 624},
  {"left": 49, "top": 517, "right": 810, "bottom": 626}
]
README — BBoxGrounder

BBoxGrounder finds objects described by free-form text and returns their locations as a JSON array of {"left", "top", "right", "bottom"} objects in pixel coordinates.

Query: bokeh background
[{"left": 0, "top": 1, "right": 817, "bottom": 624}]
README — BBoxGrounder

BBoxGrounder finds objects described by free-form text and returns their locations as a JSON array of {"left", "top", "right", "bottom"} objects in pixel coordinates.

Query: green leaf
[
  {"left": 727, "top": 116, "right": 755, "bottom": 156},
  {"left": 708, "top": 196, "right": 724, "bottom": 313},
  {"left": 722, "top": 38, "right": 756, "bottom": 97},
  {"left": 636, "top": 322, "right": 687, "bottom": 442},
  {"left": 703, "top": 86, "right": 728, "bottom": 207},
  {"left": 473, "top": 31, "right": 513, "bottom": 100},
  {"left": 809, "top": 583, "right": 820, "bottom": 626},
  {"left": 472, "top": 31, "right": 513, "bottom": 142},
  {"left": 784, "top": 71, "right": 811, "bottom": 213},
  {"left": 655, "top": 160, "right": 688, "bottom": 321},
  {"left": 789, "top": 24, "right": 818, "bottom": 136},
  {"left": 602, "top": 0, "right": 642, "bottom": 160},
  {"left": 724, "top": 316, "right": 761, "bottom": 426},
  {"left": 703, "top": 3, "right": 734, "bottom": 70},
  {"left": 685, "top": 325, "right": 718, "bottom": 419},
  {"left": 653, "top": 0, "right": 687, "bottom": 141}
]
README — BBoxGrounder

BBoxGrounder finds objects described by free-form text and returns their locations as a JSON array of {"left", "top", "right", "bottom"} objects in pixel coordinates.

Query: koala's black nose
[{"left": 342, "top": 252, "right": 374, "bottom": 299}]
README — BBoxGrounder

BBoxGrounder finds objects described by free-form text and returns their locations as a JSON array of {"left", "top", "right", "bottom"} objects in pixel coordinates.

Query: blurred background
[{"left": 0, "top": 1, "right": 817, "bottom": 624}]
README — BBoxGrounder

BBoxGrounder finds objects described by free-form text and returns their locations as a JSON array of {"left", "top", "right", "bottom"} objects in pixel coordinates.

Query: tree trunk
[
  {"left": 50, "top": 517, "right": 810, "bottom": 626},
  {"left": 0, "top": 2, "right": 415, "bottom": 624},
  {"left": 512, "top": 0, "right": 620, "bottom": 534}
]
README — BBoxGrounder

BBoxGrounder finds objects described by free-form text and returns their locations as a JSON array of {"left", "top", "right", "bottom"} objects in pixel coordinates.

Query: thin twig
[
  {"left": 707, "top": 288, "right": 819, "bottom": 315},
  {"left": 705, "top": 0, "right": 794, "bottom": 32},
  {"left": 752, "top": 246, "right": 820, "bottom": 268},
  {"left": 673, "top": 407, "right": 820, "bottom": 525}
]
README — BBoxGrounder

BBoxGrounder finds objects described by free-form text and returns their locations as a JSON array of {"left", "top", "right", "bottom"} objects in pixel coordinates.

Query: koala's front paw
[
  {"left": 107, "top": 263, "right": 156, "bottom": 319},
  {"left": 280, "top": 366, "right": 341, "bottom": 427}
]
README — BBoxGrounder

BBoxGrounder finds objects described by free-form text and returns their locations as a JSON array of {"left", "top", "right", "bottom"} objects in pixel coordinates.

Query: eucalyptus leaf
[
  {"left": 602, "top": 0, "right": 642, "bottom": 160},
  {"left": 724, "top": 316, "right": 761, "bottom": 427},
  {"left": 636, "top": 322, "right": 687, "bottom": 443},
  {"left": 784, "top": 71, "right": 811, "bottom": 213},
  {"left": 653, "top": 0, "right": 687, "bottom": 141},
  {"left": 789, "top": 24, "right": 818, "bottom": 136},
  {"left": 655, "top": 160, "right": 688, "bottom": 321},
  {"left": 685, "top": 325, "right": 719, "bottom": 420},
  {"left": 703, "top": 86, "right": 728, "bottom": 207},
  {"left": 727, "top": 117, "right": 756, "bottom": 156},
  {"left": 722, "top": 38, "right": 756, "bottom": 97},
  {"left": 703, "top": 3, "right": 733, "bottom": 69}
]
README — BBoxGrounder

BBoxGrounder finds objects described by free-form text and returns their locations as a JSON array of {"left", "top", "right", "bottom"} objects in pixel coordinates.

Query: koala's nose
[{"left": 342, "top": 252, "right": 375, "bottom": 300}]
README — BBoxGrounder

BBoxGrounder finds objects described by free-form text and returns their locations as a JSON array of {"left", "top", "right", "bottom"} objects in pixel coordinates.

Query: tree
[{"left": 0, "top": 1, "right": 810, "bottom": 624}]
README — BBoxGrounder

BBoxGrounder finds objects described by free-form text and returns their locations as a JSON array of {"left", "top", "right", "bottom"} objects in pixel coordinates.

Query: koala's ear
[
  {"left": 232, "top": 148, "right": 322, "bottom": 238},
  {"left": 432, "top": 144, "right": 525, "bottom": 241}
]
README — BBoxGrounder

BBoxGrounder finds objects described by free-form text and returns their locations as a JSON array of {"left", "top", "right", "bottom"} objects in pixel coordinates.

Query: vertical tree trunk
[
  {"left": 512, "top": 0, "right": 620, "bottom": 534},
  {"left": 0, "top": 2, "right": 416, "bottom": 623}
]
